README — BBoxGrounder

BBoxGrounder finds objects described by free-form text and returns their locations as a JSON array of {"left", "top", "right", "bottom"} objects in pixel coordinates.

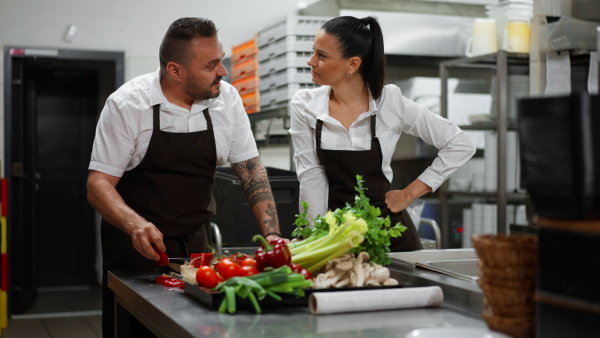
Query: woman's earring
[{"left": 347, "top": 72, "right": 352, "bottom": 78}]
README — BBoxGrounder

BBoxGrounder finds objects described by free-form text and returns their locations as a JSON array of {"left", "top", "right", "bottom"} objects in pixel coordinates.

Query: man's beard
[{"left": 185, "top": 76, "right": 222, "bottom": 100}]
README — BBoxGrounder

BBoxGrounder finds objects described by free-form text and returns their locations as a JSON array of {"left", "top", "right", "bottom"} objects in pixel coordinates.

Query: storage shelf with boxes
[
  {"left": 257, "top": 13, "right": 331, "bottom": 112},
  {"left": 231, "top": 35, "right": 259, "bottom": 114}
]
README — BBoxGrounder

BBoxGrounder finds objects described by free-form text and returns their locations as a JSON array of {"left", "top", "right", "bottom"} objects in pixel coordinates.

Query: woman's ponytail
[
  {"left": 321, "top": 16, "right": 386, "bottom": 99},
  {"left": 359, "top": 17, "right": 385, "bottom": 100}
]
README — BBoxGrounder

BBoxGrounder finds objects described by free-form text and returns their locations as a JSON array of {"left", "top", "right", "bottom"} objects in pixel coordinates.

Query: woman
[{"left": 289, "top": 16, "right": 476, "bottom": 252}]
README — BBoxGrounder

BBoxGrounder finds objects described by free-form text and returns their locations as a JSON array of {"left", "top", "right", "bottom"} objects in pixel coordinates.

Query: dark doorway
[{"left": 4, "top": 47, "right": 124, "bottom": 314}]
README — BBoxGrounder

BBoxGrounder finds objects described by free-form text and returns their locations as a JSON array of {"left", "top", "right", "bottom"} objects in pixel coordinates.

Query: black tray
[{"left": 184, "top": 282, "right": 404, "bottom": 311}]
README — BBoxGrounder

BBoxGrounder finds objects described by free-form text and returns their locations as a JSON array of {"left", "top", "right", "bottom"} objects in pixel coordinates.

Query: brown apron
[
  {"left": 315, "top": 114, "right": 422, "bottom": 252},
  {"left": 101, "top": 105, "right": 216, "bottom": 337}
]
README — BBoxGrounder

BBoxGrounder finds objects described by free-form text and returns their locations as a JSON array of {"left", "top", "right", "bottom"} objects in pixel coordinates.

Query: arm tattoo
[{"left": 232, "top": 157, "right": 278, "bottom": 231}]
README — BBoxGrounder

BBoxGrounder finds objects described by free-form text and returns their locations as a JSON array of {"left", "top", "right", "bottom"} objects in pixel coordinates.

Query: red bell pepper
[
  {"left": 190, "top": 253, "right": 213, "bottom": 268},
  {"left": 252, "top": 234, "right": 292, "bottom": 271},
  {"left": 156, "top": 274, "right": 184, "bottom": 288}
]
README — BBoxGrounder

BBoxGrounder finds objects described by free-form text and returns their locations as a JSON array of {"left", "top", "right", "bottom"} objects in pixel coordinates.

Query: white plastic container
[
  {"left": 257, "top": 13, "right": 330, "bottom": 48},
  {"left": 259, "top": 51, "right": 311, "bottom": 77},
  {"left": 260, "top": 83, "right": 319, "bottom": 108},
  {"left": 258, "top": 35, "right": 315, "bottom": 63},
  {"left": 259, "top": 67, "right": 313, "bottom": 91}
]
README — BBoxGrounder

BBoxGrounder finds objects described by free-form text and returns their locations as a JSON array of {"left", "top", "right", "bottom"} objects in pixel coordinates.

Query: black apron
[
  {"left": 101, "top": 105, "right": 216, "bottom": 337},
  {"left": 315, "top": 114, "right": 422, "bottom": 252}
]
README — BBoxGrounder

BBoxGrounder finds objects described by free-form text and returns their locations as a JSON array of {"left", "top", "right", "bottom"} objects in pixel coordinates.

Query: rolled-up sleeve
[
  {"left": 89, "top": 96, "right": 137, "bottom": 177},
  {"left": 226, "top": 91, "right": 259, "bottom": 164},
  {"left": 289, "top": 92, "right": 329, "bottom": 220}
]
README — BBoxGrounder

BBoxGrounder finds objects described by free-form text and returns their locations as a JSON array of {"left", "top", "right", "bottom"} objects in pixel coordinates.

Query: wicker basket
[
  {"left": 479, "top": 264, "right": 536, "bottom": 290},
  {"left": 483, "top": 310, "right": 535, "bottom": 338},
  {"left": 479, "top": 280, "right": 535, "bottom": 316},
  {"left": 472, "top": 234, "right": 538, "bottom": 268}
]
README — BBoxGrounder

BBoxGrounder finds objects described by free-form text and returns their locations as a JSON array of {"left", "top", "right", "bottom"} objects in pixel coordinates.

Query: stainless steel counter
[{"left": 108, "top": 264, "right": 488, "bottom": 337}]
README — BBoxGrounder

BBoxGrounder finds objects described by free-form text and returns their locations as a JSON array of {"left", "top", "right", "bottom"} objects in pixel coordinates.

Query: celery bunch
[
  {"left": 289, "top": 210, "right": 368, "bottom": 273},
  {"left": 290, "top": 175, "right": 406, "bottom": 267}
]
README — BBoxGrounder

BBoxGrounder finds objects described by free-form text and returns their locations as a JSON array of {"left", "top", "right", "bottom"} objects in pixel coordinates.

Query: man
[{"left": 87, "top": 17, "right": 284, "bottom": 337}]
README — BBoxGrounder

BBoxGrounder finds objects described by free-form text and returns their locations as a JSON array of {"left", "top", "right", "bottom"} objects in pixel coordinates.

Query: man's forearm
[{"left": 231, "top": 157, "right": 280, "bottom": 235}]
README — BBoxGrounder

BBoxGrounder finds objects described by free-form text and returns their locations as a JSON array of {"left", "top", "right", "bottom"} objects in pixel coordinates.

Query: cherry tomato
[
  {"left": 240, "top": 257, "right": 257, "bottom": 267},
  {"left": 190, "top": 253, "right": 213, "bottom": 268},
  {"left": 152, "top": 243, "right": 169, "bottom": 266},
  {"left": 289, "top": 263, "right": 313, "bottom": 280},
  {"left": 236, "top": 265, "right": 259, "bottom": 277},
  {"left": 196, "top": 266, "right": 223, "bottom": 289},
  {"left": 229, "top": 253, "right": 250, "bottom": 264},
  {"left": 215, "top": 258, "right": 241, "bottom": 280}
]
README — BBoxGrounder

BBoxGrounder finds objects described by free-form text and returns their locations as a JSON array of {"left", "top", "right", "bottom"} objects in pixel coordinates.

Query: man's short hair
[{"left": 159, "top": 18, "right": 218, "bottom": 70}]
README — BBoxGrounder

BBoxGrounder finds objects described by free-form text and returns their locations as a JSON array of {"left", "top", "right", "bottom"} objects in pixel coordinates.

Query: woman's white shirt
[
  {"left": 89, "top": 69, "right": 259, "bottom": 177},
  {"left": 289, "top": 84, "right": 476, "bottom": 220}
]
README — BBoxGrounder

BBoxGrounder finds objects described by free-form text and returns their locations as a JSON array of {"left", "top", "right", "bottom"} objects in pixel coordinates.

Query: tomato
[
  {"left": 228, "top": 253, "right": 250, "bottom": 264},
  {"left": 236, "top": 265, "right": 259, "bottom": 277},
  {"left": 215, "top": 258, "right": 241, "bottom": 280},
  {"left": 240, "top": 257, "right": 257, "bottom": 267},
  {"left": 190, "top": 253, "right": 213, "bottom": 268},
  {"left": 196, "top": 266, "right": 223, "bottom": 289},
  {"left": 289, "top": 263, "right": 313, "bottom": 280}
]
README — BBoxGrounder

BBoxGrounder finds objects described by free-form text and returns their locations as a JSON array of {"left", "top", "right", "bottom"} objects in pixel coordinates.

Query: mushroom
[
  {"left": 383, "top": 278, "right": 399, "bottom": 286},
  {"left": 372, "top": 265, "right": 390, "bottom": 284},
  {"left": 349, "top": 271, "right": 358, "bottom": 287},
  {"left": 353, "top": 252, "right": 369, "bottom": 287},
  {"left": 335, "top": 260, "right": 354, "bottom": 272}
]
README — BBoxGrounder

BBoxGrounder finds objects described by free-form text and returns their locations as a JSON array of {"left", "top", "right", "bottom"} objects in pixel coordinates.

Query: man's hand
[
  {"left": 266, "top": 234, "right": 291, "bottom": 244},
  {"left": 129, "top": 220, "right": 165, "bottom": 261},
  {"left": 87, "top": 170, "right": 165, "bottom": 261}
]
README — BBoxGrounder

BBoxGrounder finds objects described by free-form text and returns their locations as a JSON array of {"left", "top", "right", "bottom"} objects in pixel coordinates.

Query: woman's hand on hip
[
  {"left": 386, "top": 179, "right": 432, "bottom": 213},
  {"left": 385, "top": 190, "right": 413, "bottom": 213}
]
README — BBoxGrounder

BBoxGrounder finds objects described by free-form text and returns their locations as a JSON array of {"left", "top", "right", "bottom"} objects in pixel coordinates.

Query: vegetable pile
[
  {"left": 290, "top": 175, "right": 407, "bottom": 267},
  {"left": 175, "top": 235, "right": 313, "bottom": 314}
]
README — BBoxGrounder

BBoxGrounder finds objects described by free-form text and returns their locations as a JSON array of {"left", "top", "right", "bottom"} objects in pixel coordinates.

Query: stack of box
[
  {"left": 257, "top": 13, "right": 331, "bottom": 111},
  {"left": 231, "top": 35, "right": 259, "bottom": 114}
]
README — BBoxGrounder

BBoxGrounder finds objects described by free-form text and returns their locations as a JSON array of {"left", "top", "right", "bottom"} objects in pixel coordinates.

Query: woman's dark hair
[
  {"left": 321, "top": 16, "right": 386, "bottom": 99},
  {"left": 159, "top": 17, "right": 218, "bottom": 70}
]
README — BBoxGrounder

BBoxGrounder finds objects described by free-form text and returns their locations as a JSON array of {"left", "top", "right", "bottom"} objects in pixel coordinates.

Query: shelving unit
[{"left": 439, "top": 51, "right": 529, "bottom": 248}]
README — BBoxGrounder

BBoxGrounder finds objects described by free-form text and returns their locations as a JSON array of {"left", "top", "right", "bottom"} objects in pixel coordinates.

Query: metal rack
[{"left": 439, "top": 51, "right": 529, "bottom": 248}]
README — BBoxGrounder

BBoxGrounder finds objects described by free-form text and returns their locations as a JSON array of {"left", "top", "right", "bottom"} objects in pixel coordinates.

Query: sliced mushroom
[
  {"left": 383, "top": 278, "right": 399, "bottom": 286},
  {"left": 335, "top": 260, "right": 354, "bottom": 272}
]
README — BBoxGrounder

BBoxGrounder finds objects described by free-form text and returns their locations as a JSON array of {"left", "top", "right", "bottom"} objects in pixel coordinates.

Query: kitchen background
[{"left": 0, "top": 0, "right": 598, "bottom": 329}]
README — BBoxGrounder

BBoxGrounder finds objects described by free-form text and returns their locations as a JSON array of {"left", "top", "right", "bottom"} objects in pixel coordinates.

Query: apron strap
[
  {"left": 370, "top": 114, "right": 377, "bottom": 138},
  {"left": 315, "top": 119, "right": 323, "bottom": 150},
  {"left": 202, "top": 107, "right": 212, "bottom": 130},
  {"left": 153, "top": 104, "right": 161, "bottom": 130}
]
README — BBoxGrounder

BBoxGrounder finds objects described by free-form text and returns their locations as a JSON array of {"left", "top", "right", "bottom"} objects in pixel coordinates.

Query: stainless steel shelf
[
  {"left": 439, "top": 51, "right": 529, "bottom": 247},
  {"left": 444, "top": 190, "right": 527, "bottom": 202}
]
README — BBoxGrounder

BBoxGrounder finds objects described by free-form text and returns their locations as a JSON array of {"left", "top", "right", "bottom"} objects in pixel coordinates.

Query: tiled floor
[{"left": 1, "top": 285, "right": 102, "bottom": 338}]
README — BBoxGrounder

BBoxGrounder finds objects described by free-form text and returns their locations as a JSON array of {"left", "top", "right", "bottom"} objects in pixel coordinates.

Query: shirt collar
[
  {"left": 305, "top": 85, "right": 379, "bottom": 118},
  {"left": 148, "top": 68, "right": 214, "bottom": 111}
]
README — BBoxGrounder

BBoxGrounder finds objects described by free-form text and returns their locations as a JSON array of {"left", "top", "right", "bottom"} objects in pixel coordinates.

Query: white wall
[{"left": 0, "top": 0, "right": 307, "bottom": 168}]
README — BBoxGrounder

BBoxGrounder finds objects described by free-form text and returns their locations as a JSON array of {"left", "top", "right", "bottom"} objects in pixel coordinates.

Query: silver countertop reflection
[{"left": 109, "top": 264, "right": 487, "bottom": 337}]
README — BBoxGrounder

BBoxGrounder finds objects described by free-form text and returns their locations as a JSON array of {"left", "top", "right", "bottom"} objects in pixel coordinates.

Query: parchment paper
[{"left": 309, "top": 286, "right": 444, "bottom": 315}]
